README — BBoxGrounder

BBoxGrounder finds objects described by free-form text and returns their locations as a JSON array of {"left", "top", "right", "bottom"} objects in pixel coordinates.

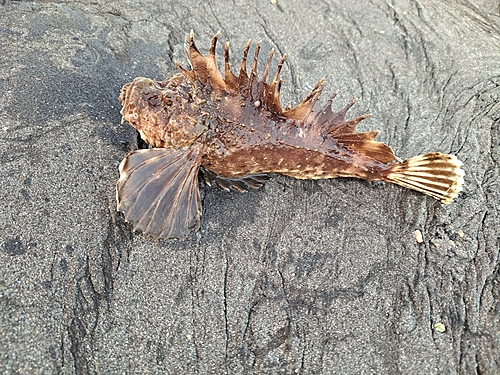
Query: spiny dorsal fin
[
  {"left": 176, "top": 32, "right": 286, "bottom": 113},
  {"left": 175, "top": 32, "right": 376, "bottom": 142}
]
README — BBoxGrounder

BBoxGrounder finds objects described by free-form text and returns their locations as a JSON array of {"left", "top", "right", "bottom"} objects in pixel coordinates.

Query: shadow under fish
[{"left": 116, "top": 31, "right": 465, "bottom": 240}]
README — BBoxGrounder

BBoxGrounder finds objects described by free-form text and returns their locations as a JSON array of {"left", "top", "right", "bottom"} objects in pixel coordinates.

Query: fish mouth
[
  {"left": 118, "top": 77, "right": 157, "bottom": 128},
  {"left": 118, "top": 82, "right": 131, "bottom": 105},
  {"left": 119, "top": 77, "right": 155, "bottom": 105}
]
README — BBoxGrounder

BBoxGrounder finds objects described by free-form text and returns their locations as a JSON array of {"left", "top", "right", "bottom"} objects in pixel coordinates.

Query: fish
[{"left": 116, "top": 31, "right": 465, "bottom": 240}]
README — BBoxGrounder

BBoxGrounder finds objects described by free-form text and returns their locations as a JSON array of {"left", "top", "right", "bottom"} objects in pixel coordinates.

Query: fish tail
[{"left": 383, "top": 152, "right": 465, "bottom": 204}]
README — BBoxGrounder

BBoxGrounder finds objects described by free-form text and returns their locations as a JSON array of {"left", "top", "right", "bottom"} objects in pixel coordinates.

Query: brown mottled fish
[{"left": 117, "top": 31, "right": 464, "bottom": 240}]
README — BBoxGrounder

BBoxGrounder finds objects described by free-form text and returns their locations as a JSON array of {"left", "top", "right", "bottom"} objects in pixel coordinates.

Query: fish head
[{"left": 118, "top": 74, "right": 208, "bottom": 148}]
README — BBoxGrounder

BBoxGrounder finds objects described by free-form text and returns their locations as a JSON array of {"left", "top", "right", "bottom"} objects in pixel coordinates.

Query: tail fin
[{"left": 384, "top": 152, "right": 464, "bottom": 204}]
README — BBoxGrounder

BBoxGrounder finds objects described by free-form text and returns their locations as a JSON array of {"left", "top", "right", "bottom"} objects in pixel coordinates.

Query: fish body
[{"left": 117, "top": 31, "right": 464, "bottom": 239}]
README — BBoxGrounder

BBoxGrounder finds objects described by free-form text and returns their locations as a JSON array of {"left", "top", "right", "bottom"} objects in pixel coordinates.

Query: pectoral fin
[{"left": 116, "top": 146, "right": 203, "bottom": 240}]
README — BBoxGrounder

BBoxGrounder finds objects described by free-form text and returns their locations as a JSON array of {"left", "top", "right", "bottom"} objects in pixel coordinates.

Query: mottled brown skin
[
  {"left": 120, "top": 75, "right": 392, "bottom": 182},
  {"left": 204, "top": 97, "right": 392, "bottom": 181},
  {"left": 116, "top": 31, "right": 464, "bottom": 239}
]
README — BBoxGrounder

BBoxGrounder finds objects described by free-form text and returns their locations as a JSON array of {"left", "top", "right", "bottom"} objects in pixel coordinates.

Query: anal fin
[{"left": 116, "top": 146, "right": 203, "bottom": 240}]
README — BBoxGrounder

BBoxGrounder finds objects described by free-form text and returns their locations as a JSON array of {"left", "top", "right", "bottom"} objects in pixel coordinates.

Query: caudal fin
[{"left": 384, "top": 152, "right": 464, "bottom": 204}]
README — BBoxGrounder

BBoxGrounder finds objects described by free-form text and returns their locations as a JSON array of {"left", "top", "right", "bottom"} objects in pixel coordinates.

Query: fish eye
[
  {"left": 161, "top": 94, "right": 174, "bottom": 106},
  {"left": 161, "top": 89, "right": 176, "bottom": 106}
]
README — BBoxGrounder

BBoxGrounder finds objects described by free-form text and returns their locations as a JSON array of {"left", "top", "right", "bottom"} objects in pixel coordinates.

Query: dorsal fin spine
[
  {"left": 209, "top": 31, "right": 220, "bottom": 58},
  {"left": 338, "top": 98, "right": 357, "bottom": 117},
  {"left": 251, "top": 41, "right": 261, "bottom": 76},
  {"left": 175, "top": 61, "right": 196, "bottom": 83},
  {"left": 239, "top": 40, "right": 251, "bottom": 76},
  {"left": 238, "top": 40, "right": 252, "bottom": 94},
  {"left": 248, "top": 42, "right": 261, "bottom": 100},
  {"left": 223, "top": 42, "right": 238, "bottom": 90},
  {"left": 272, "top": 54, "right": 286, "bottom": 85},
  {"left": 262, "top": 49, "right": 274, "bottom": 83}
]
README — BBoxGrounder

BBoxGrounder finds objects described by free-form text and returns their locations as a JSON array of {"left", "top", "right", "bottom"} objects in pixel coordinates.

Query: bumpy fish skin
[{"left": 117, "top": 31, "right": 465, "bottom": 240}]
